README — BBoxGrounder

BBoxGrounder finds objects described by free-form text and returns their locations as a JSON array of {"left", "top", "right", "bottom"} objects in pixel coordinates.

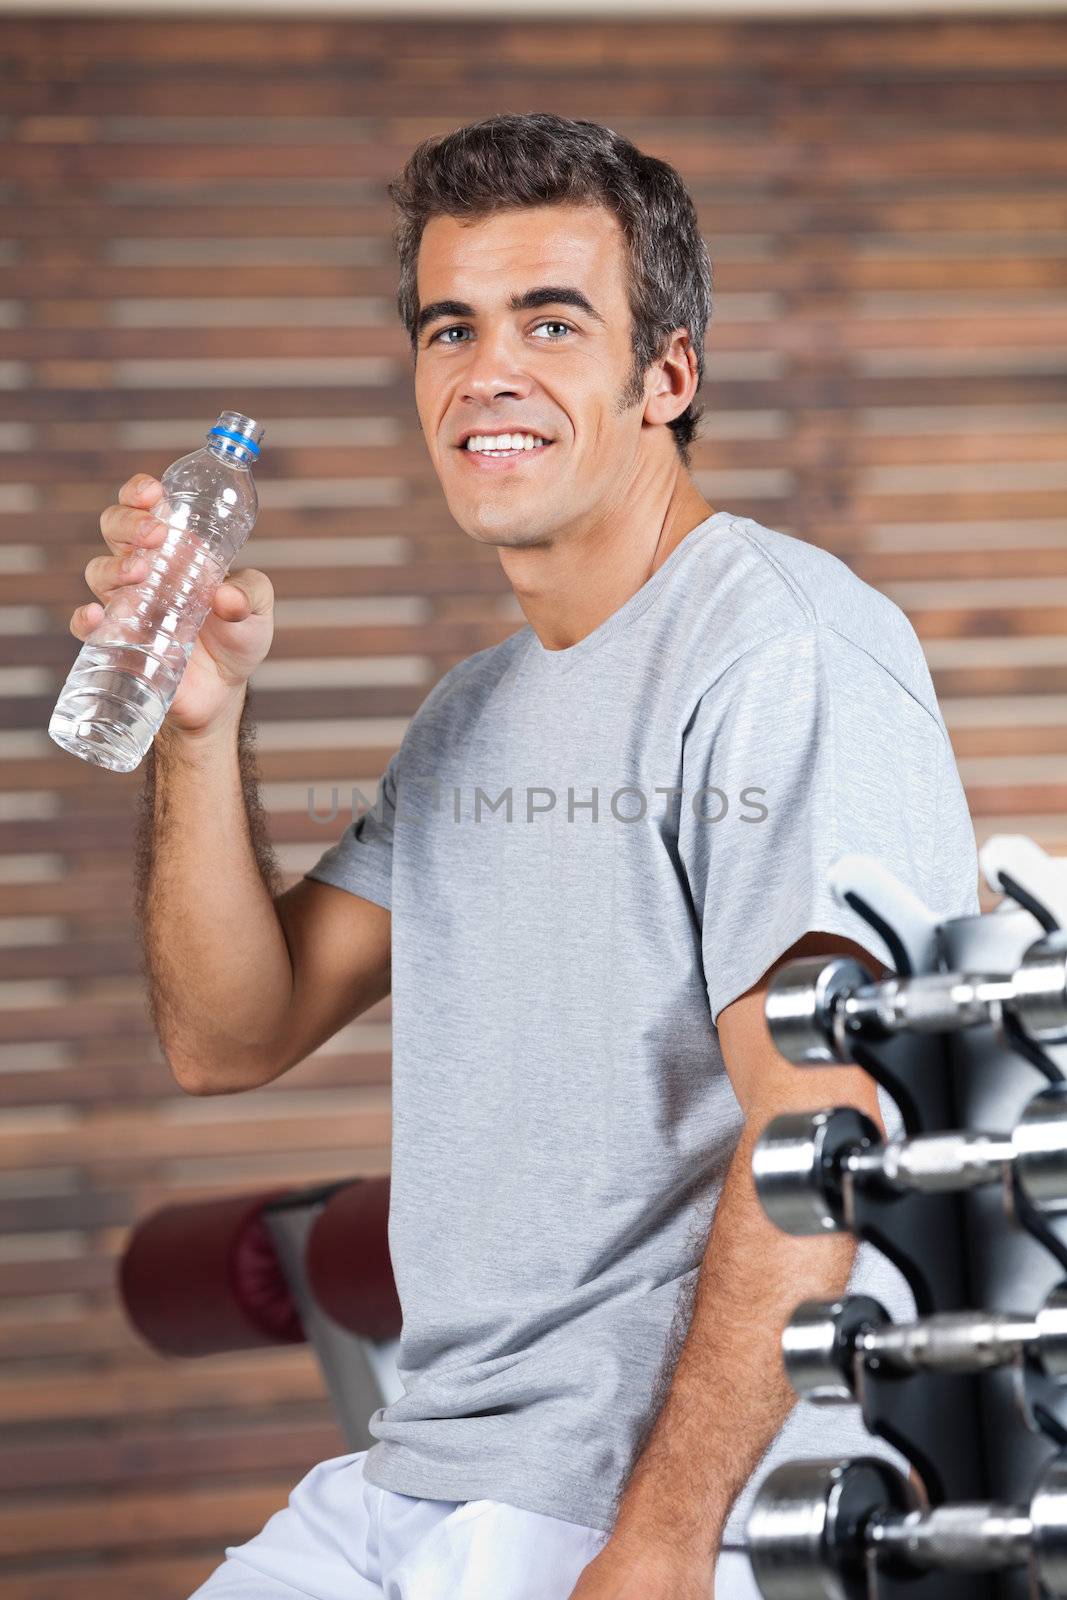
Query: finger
[
  {"left": 211, "top": 569, "right": 274, "bottom": 623},
  {"left": 100, "top": 503, "right": 168, "bottom": 559},
  {"left": 70, "top": 601, "right": 104, "bottom": 638},
  {"left": 83, "top": 549, "right": 150, "bottom": 604},
  {"left": 212, "top": 583, "right": 250, "bottom": 620},
  {"left": 117, "top": 475, "right": 161, "bottom": 510}
]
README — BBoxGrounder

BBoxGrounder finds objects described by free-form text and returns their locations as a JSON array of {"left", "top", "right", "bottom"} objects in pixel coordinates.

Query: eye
[{"left": 427, "top": 319, "right": 575, "bottom": 347}]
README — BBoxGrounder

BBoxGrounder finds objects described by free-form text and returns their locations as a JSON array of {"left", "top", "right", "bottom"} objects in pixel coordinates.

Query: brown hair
[{"left": 388, "top": 113, "right": 713, "bottom": 467}]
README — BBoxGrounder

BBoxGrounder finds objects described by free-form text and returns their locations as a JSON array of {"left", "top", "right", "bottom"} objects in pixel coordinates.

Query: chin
[{"left": 450, "top": 497, "right": 550, "bottom": 547}]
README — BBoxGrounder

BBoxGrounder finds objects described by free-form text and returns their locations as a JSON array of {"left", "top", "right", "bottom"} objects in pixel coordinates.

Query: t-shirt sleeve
[
  {"left": 677, "top": 625, "right": 979, "bottom": 1028},
  {"left": 302, "top": 747, "right": 399, "bottom": 911}
]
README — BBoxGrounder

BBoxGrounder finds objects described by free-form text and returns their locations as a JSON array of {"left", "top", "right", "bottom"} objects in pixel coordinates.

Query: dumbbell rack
[
  {"left": 747, "top": 836, "right": 1067, "bottom": 1600},
  {"left": 939, "top": 891, "right": 1067, "bottom": 1598}
]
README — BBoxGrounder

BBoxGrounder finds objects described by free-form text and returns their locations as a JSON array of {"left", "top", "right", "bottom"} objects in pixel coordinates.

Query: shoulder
[
  {"left": 701, "top": 622, "right": 951, "bottom": 751},
  {"left": 692, "top": 516, "right": 948, "bottom": 740},
  {"left": 723, "top": 516, "right": 920, "bottom": 664}
]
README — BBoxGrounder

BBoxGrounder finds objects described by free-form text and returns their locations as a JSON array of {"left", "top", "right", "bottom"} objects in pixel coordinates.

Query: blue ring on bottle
[{"left": 208, "top": 426, "right": 261, "bottom": 459}]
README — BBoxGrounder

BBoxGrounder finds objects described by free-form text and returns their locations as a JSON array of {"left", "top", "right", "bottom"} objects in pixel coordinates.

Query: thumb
[{"left": 212, "top": 568, "right": 274, "bottom": 622}]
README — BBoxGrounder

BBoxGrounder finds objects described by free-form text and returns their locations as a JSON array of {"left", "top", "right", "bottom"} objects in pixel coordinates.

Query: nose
[{"left": 459, "top": 324, "right": 534, "bottom": 406}]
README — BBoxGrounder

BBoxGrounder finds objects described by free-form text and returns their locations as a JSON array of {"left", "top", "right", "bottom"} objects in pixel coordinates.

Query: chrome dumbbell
[
  {"left": 747, "top": 1452, "right": 1067, "bottom": 1600},
  {"left": 766, "top": 930, "right": 1067, "bottom": 1066},
  {"left": 752, "top": 1087, "right": 1067, "bottom": 1236},
  {"left": 782, "top": 1284, "right": 1067, "bottom": 1404}
]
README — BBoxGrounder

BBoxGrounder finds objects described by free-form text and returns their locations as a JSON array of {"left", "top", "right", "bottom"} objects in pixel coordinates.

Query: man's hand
[{"left": 567, "top": 1533, "right": 713, "bottom": 1599}]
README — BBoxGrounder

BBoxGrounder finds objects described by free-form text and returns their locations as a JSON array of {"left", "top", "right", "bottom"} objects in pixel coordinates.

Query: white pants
[{"left": 187, "top": 1447, "right": 761, "bottom": 1599}]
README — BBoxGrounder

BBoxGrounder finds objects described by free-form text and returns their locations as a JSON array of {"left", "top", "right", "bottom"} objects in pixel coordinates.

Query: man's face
[{"left": 412, "top": 203, "right": 650, "bottom": 549}]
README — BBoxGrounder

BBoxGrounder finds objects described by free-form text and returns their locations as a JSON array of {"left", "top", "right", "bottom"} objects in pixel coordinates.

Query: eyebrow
[{"left": 415, "top": 285, "right": 606, "bottom": 340}]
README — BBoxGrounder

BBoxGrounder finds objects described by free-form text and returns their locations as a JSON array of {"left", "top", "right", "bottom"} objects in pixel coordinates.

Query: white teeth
[{"left": 465, "top": 432, "right": 548, "bottom": 454}]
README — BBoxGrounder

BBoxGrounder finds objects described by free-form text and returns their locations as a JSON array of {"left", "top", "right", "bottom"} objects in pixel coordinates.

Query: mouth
[{"left": 454, "top": 431, "right": 555, "bottom": 469}]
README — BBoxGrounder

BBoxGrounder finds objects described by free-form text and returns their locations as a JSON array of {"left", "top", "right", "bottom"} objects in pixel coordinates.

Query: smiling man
[
  {"left": 162, "top": 113, "right": 982, "bottom": 1599},
  {"left": 410, "top": 200, "right": 714, "bottom": 611}
]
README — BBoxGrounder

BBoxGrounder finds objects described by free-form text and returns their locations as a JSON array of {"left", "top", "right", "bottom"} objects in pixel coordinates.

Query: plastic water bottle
[{"left": 48, "top": 411, "right": 266, "bottom": 774}]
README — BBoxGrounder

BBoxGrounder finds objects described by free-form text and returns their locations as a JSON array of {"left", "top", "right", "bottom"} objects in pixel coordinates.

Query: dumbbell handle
[
  {"left": 858, "top": 1310, "right": 1039, "bottom": 1373},
  {"left": 752, "top": 1090, "right": 1067, "bottom": 1238},
  {"left": 748, "top": 1453, "right": 1067, "bottom": 1599},
  {"left": 868, "top": 1503, "right": 1034, "bottom": 1573},
  {"left": 784, "top": 1285, "right": 1067, "bottom": 1403},
  {"left": 766, "top": 932, "right": 1067, "bottom": 1065},
  {"left": 846, "top": 1130, "right": 1015, "bottom": 1193},
  {"left": 842, "top": 971, "right": 1014, "bottom": 1036}
]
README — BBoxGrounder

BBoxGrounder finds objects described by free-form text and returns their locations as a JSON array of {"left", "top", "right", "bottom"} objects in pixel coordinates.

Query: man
[{"left": 90, "top": 113, "right": 980, "bottom": 1597}]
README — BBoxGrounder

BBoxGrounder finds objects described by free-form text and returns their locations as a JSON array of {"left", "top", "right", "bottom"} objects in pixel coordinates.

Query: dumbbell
[
  {"left": 766, "top": 929, "right": 1067, "bottom": 1065},
  {"left": 781, "top": 1283, "right": 1067, "bottom": 1404},
  {"left": 747, "top": 1452, "right": 1067, "bottom": 1599},
  {"left": 752, "top": 1086, "right": 1067, "bottom": 1236}
]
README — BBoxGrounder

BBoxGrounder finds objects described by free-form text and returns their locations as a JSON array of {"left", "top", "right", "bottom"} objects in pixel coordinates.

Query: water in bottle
[{"left": 48, "top": 411, "right": 266, "bottom": 774}]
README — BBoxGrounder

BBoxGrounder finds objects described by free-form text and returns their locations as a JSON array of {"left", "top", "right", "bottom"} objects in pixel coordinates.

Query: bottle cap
[{"left": 208, "top": 412, "right": 265, "bottom": 461}]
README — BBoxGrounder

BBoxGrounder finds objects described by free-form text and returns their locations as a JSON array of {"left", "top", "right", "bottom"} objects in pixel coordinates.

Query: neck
[{"left": 499, "top": 467, "right": 715, "bottom": 654}]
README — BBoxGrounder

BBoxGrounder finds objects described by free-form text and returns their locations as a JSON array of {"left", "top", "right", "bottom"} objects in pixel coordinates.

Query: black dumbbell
[
  {"left": 781, "top": 1283, "right": 1067, "bottom": 1404},
  {"left": 747, "top": 1452, "right": 1067, "bottom": 1599},
  {"left": 765, "top": 930, "right": 1067, "bottom": 1066},
  {"left": 752, "top": 1087, "right": 1067, "bottom": 1236}
]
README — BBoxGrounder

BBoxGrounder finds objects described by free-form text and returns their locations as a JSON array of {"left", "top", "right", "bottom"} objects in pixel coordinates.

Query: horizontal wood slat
[
  {"left": 2, "top": 12, "right": 1064, "bottom": 1593},
  {"left": 2, "top": 1558, "right": 225, "bottom": 1600},
  {"left": 1, "top": 1475, "right": 322, "bottom": 1559}
]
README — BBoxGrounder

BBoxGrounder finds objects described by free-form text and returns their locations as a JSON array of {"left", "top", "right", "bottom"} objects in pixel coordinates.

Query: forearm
[
  {"left": 611, "top": 1118, "right": 857, "bottom": 1560},
  {"left": 133, "top": 685, "right": 294, "bottom": 1091}
]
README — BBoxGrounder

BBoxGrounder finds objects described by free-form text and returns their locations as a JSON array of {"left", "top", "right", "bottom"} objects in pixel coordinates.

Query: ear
[{"left": 643, "top": 328, "right": 699, "bottom": 428}]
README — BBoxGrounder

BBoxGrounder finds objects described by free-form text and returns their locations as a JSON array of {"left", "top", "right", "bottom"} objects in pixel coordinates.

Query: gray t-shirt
[{"left": 304, "top": 507, "right": 980, "bottom": 1545}]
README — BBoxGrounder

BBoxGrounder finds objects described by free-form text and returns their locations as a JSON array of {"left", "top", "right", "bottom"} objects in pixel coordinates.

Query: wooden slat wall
[{"left": 1, "top": 12, "right": 1065, "bottom": 1594}]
